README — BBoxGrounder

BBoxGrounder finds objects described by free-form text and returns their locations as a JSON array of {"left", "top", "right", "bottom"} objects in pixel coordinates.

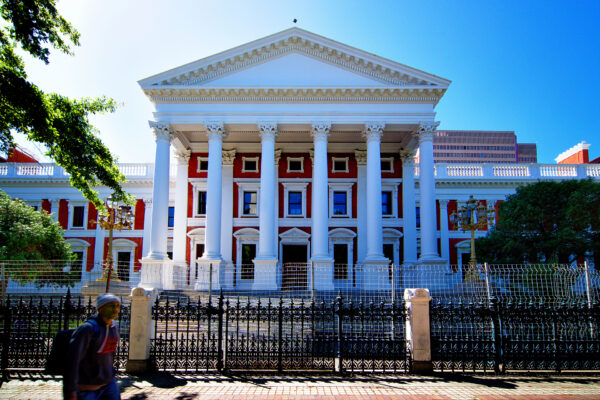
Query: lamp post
[
  {"left": 450, "top": 195, "right": 495, "bottom": 270},
  {"left": 92, "top": 198, "right": 134, "bottom": 292}
]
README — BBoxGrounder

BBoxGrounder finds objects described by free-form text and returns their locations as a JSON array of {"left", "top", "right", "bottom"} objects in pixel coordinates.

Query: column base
[
  {"left": 404, "top": 258, "right": 455, "bottom": 290},
  {"left": 410, "top": 360, "right": 433, "bottom": 374},
  {"left": 311, "top": 257, "right": 334, "bottom": 291},
  {"left": 195, "top": 258, "right": 222, "bottom": 291},
  {"left": 252, "top": 258, "right": 279, "bottom": 291},
  {"left": 360, "top": 256, "right": 391, "bottom": 290},
  {"left": 140, "top": 258, "right": 173, "bottom": 290},
  {"left": 164, "top": 261, "right": 188, "bottom": 290},
  {"left": 417, "top": 254, "right": 446, "bottom": 264},
  {"left": 145, "top": 251, "right": 170, "bottom": 261}
]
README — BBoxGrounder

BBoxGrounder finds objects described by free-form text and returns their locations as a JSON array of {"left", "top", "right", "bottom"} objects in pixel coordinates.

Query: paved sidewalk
[{"left": 1, "top": 373, "right": 600, "bottom": 399}]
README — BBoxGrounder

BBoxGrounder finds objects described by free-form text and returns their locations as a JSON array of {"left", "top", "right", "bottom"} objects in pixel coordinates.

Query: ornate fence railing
[
  {"left": 0, "top": 290, "right": 129, "bottom": 379},
  {"left": 431, "top": 298, "right": 600, "bottom": 372},
  {"left": 150, "top": 293, "right": 408, "bottom": 373}
]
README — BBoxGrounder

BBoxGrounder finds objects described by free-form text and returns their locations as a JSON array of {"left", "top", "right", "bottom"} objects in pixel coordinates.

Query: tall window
[
  {"left": 117, "top": 251, "right": 131, "bottom": 281},
  {"left": 333, "top": 192, "right": 347, "bottom": 216},
  {"left": 243, "top": 192, "right": 257, "bottom": 216},
  {"left": 416, "top": 206, "right": 421, "bottom": 228},
  {"left": 333, "top": 244, "right": 348, "bottom": 280},
  {"left": 383, "top": 243, "right": 394, "bottom": 280},
  {"left": 168, "top": 206, "right": 175, "bottom": 227},
  {"left": 72, "top": 206, "right": 85, "bottom": 228},
  {"left": 241, "top": 244, "right": 256, "bottom": 280},
  {"left": 197, "top": 191, "right": 207, "bottom": 215},
  {"left": 71, "top": 251, "right": 84, "bottom": 279},
  {"left": 288, "top": 192, "right": 302, "bottom": 216},
  {"left": 382, "top": 191, "right": 393, "bottom": 216}
]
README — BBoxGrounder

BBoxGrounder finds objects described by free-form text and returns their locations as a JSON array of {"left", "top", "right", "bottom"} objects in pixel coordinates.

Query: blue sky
[{"left": 16, "top": 0, "right": 600, "bottom": 163}]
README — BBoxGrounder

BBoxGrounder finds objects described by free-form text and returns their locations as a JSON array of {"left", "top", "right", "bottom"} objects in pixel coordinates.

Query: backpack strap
[{"left": 86, "top": 318, "right": 109, "bottom": 354}]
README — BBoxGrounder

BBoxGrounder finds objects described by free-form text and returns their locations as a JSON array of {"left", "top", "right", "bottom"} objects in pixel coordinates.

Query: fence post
[
  {"left": 484, "top": 263, "right": 492, "bottom": 307},
  {"left": 335, "top": 295, "right": 344, "bottom": 373},
  {"left": 216, "top": 292, "right": 224, "bottom": 372},
  {"left": 489, "top": 297, "right": 504, "bottom": 373},
  {"left": 277, "top": 297, "right": 283, "bottom": 372},
  {"left": 0, "top": 263, "right": 5, "bottom": 305},
  {"left": 1, "top": 296, "right": 11, "bottom": 384},
  {"left": 63, "top": 289, "right": 72, "bottom": 331},
  {"left": 404, "top": 288, "right": 432, "bottom": 373},
  {"left": 584, "top": 261, "right": 593, "bottom": 310},
  {"left": 126, "top": 287, "right": 157, "bottom": 374}
]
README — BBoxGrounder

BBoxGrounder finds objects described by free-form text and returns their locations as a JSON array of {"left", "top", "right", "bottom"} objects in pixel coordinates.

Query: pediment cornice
[
  {"left": 143, "top": 86, "right": 446, "bottom": 104},
  {"left": 139, "top": 28, "right": 451, "bottom": 91}
]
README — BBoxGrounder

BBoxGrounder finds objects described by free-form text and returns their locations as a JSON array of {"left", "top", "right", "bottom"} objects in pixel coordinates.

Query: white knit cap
[{"left": 96, "top": 293, "right": 121, "bottom": 310}]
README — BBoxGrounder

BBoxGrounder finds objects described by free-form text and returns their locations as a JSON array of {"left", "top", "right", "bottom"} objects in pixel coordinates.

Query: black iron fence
[
  {"left": 431, "top": 298, "right": 600, "bottom": 372},
  {"left": 0, "top": 290, "right": 129, "bottom": 381},
  {"left": 150, "top": 293, "right": 409, "bottom": 373}
]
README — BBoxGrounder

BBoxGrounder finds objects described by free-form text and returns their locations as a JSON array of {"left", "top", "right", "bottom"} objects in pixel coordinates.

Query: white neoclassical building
[{"left": 137, "top": 27, "right": 452, "bottom": 291}]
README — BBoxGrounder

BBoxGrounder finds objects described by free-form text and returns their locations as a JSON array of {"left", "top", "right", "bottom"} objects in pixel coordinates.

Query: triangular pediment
[{"left": 139, "top": 28, "right": 450, "bottom": 89}]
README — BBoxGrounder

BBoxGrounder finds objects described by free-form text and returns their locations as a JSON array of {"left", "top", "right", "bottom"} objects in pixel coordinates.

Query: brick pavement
[{"left": 1, "top": 373, "right": 600, "bottom": 399}]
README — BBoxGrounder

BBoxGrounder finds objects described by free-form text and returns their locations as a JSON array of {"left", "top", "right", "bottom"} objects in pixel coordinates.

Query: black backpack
[{"left": 45, "top": 319, "right": 100, "bottom": 376}]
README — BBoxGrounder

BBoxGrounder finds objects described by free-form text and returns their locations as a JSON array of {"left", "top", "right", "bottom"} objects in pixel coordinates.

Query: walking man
[{"left": 64, "top": 293, "right": 121, "bottom": 400}]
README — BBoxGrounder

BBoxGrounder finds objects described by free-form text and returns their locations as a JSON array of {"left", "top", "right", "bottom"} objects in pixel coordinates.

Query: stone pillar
[
  {"left": 92, "top": 214, "right": 105, "bottom": 278},
  {"left": 49, "top": 198, "right": 59, "bottom": 222},
  {"left": 404, "top": 288, "right": 433, "bottom": 373},
  {"left": 439, "top": 199, "right": 450, "bottom": 261},
  {"left": 168, "top": 150, "right": 190, "bottom": 290},
  {"left": 355, "top": 150, "right": 368, "bottom": 263},
  {"left": 252, "top": 122, "right": 279, "bottom": 290},
  {"left": 362, "top": 123, "right": 390, "bottom": 290},
  {"left": 140, "top": 122, "right": 173, "bottom": 290},
  {"left": 196, "top": 122, "right": 225, "bottom": 290},
  {"left": 141, "top": 199, "right": 152, "bottom": 260},
  {"left": 126, "top": 287, "right": 157, "bottom": 374},
  {"left": 221, "top": 150, "right": 236, "bottom": 288},
  {"left": 401, "top": 150, "right": 418, "bottom": 264},
  {"left": 311, "top": 123, "right": 334, "bottom": 291},
  {"left": 417, "top": 121, "right": 443, "bottom": 263},
  {"left": 146, "top": 122, "right": 172, "bottom": 260}
]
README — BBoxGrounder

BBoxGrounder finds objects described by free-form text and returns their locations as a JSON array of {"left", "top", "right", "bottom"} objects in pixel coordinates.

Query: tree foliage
[
  {"left": 0, "top": 189, "right": 78, "bottom": 287},
  {"left": 0, "top": 0, "right": 129, "bottom": 209},
  {"left": 476, "top": 179, "right": 600, "bottom": 265}
]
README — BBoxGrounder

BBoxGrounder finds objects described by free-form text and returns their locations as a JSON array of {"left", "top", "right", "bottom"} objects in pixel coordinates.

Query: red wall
[
  {"left": 42, "top": 199, "right": 51, "bottom": 214},
  {"left": 58, "top": 199, "right": 68, "bottom": 229},
  {"left": 87, "top": 202, "right": 98, "bottom": 230},
  {"left": 134, "top": 199, "right": 145, "bottom": 230}
]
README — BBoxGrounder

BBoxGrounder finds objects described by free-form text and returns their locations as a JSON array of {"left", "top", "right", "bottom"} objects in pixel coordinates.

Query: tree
[
  {"left": 0, "top": 190, "right": 78, "bottom": 299},
  {"left": 0, "top": 0, "right": 129, "bottom": 209},
  {"left": 476, "top": 179, "right": 600, "bottom": 265}
]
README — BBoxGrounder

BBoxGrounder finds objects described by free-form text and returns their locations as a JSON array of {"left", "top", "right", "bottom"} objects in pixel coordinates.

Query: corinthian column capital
[
  {"left": 222, "top": 150, "right": 237, "bottom": 165},
  {"left": 416, "top": 121, "right": 440, "bottom": 143},
  {"left": 363, "top": 122, "right": 385, "bottom": 142},
  {"left": 174, "top": 150, "right": 191, "bottom": 165},
  {"left": 258, "top": 122, "right": 278, "bottom": 140},
  {"left": 204, "top": 121, "right": 226, "bottom": 141},
  {"left": 399, "top": 148, "right": 417, "bottom": 163},
  {"left": 311, "top": 122, "right": 331, "bottom": 141},
  {"left": 149, "top": 121, "right": 173, "bottom": 143}
]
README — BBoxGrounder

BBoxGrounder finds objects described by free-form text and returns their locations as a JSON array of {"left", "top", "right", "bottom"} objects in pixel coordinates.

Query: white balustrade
[
  {"left": 493, "top": 165, "right": 530, "bottom": 177},
  {"left": 118, "top": 164, "right": 148, "bottom": 177},
  {"left": 17, "top": 163, "right": 54, "bottom": 176},
  {"left": 587, "top": 165, "right": 600, "bottom": 177},
  {"left": 0, "top": 165, "right": 7, "bottom": 176},
  {"left": 540, "top": 165, "right": 577, "bottom": 177}
]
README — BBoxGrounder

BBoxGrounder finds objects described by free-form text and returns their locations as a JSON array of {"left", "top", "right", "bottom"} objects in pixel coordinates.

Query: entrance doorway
[{"left": 282, "top": 244, "right": 308, "bottom": 290}]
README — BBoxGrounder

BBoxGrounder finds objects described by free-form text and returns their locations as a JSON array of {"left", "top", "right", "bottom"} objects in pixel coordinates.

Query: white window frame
[
  {"left": 233, "top": 228, "right": 259, "bottom": 288},
  {"left": 283, "top": 182, "right": 308, "bottom": 218},
  {"left": 381, "top": 183, "right": 399, "bottom": 218},
  {"left": 187, "top": 228, "right": 205, "bottom": 286},
  {"left": 237, "top": 182, "right": 260, "bottom": 217},
  {"left": 328, "top": 228, "right": 356, "bottom": 281},
  {"left": 331, "top": 157, "right": 349, "bottom": 173},
  {"left": 197, "top": 156, "right": 209, "bottom": 172},
  {"left": 68, "top": 201, "right": 88, "bottom": 229},
  {"left": 329, "top": 183, "right": 353, "bottom": 218},
  {"left": 111, "top": 238, "right": 138, "bottom": 282},
  {"left": 381, "top": 157, "right": 394, "bottom": 173},
  {"left": 287, "top": 157, "right": 304, "bottom": 173},
  {"left": 65, "top": 239, "right": 89, "bottom": 281},
  {"left": 191, "top": 182, "right": 208, "bottom": 217},
  {"left": 26, "top": 201, "right": 42, "bottom": 212},
  {"left": 242, "top": 156, "right": 259, "bottom": 172},
  {"left": 383, "top": 228, "right": 403, "bottom": 267}
]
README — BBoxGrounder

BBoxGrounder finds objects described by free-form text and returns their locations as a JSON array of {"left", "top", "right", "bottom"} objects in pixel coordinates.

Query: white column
[
  {"left": 146, "top": 122, "right": 172, "bottom": 260},
  {"left": 273, "top": 150, "right": 281, "bottom": 259},
  {"left": 363, "top": 123, "right": 387, "bottom": 262},
  {"left": 362, "top": 123, "right": 389, "bottom": 290},
  {"left": 417, "top": 121, "right": 442, "bottom": 262},
  {"left": 173, "top": 150, "right": 190, "bottom": 265},
  {"left": 140, "top": 122, "right": 173, "bottom": 290},
  {"left": 355, "top": 150, "right": 368, "bottom": 263},
  {"left": 252, "top": 122, "right": 278, "bottom": 290},
  {"left": 92, "top": 196, "right": 106, "bottom": 276},
  {"left": 256, "top": 122, "right": 277, "bottom": 260},
  {"left": 49, "top": 198, "right": 59, "bottom": 222},
  {"left": 311, "top": 123, "right": 332, "bottom": 260},
  {"left": 439, "top": 199, "right": 450, "bottom": 261},
  {"left": 311, "top": 123, "right": 334, "bottom": 291},
  {"left": 401, "top": 150, "right": 418, "bottom": 264},
  {"left": 202, "top": 122, "right": 225, "bottom": 261},
  {"left": 221, "top": 150, "right": 236, "bottom": 288}
]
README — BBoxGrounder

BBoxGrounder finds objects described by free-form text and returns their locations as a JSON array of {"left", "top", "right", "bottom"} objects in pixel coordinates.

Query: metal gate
[{"left": 150, "top": 293, "right": 408, "bottom": 372}]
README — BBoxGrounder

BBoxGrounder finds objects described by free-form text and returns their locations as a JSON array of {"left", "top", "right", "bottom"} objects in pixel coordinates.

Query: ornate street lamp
[
  {"left": 92, "top": 198, "right": 134, "bottom": 292},
  {"left": 450, "top": 195, "right": 495, "bottom": 271}
]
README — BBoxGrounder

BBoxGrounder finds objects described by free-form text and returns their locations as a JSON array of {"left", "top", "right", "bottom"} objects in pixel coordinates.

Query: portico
[{"left": 138, "top": 27, "right": 450, "bottom": 290}]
